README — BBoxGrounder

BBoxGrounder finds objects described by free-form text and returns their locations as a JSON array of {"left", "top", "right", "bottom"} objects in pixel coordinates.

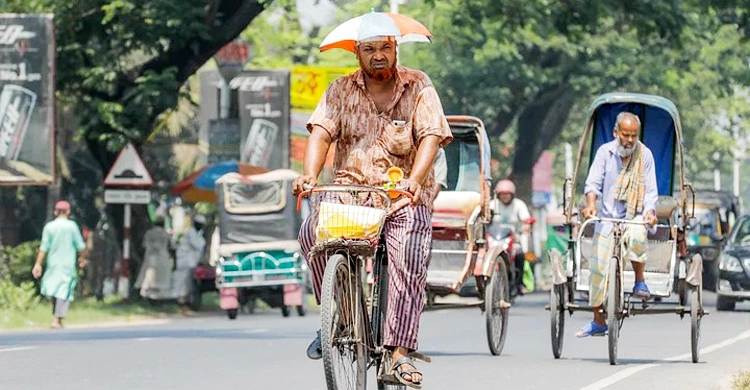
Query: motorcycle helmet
[{"left": 495, "top": 179, "right": 516, "bottom": 195}]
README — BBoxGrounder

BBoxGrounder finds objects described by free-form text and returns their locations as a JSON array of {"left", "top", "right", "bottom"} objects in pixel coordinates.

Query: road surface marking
[
  {"left": 0, "top": 346, "right": 37, "bottom": 353},
  {"left": 136, "top": 338, "right": 153, "bottom": 341},
  {"left": 580, "top": 329, "right": 750, "bottom": 390},
  {"left": 243, "top": 328, "right": 267, "bottom": 334}
]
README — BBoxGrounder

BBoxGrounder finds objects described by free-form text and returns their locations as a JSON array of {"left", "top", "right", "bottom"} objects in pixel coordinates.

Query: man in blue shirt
[{"left": 577, "top": 112, "right": 658, "bottom": 337}]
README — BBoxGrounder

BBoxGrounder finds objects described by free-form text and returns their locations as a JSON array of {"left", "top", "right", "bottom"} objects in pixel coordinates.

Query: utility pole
[
  {"left": 713, "top": 152, "right": 722, "bottom": 191},
  {"left": 390, "top": 0, "right": 399, "bottom": 14}
]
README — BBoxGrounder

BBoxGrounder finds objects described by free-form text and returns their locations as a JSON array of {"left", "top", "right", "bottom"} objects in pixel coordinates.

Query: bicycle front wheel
[
  {"left": 607, "top": 257, "right": 621, "bottom": 366},
  {"left": 485, "top": 258, "right": 510, "bottom": 356},
  {"left": 321, "top": 254, "right": 368, "bottom": 390}
]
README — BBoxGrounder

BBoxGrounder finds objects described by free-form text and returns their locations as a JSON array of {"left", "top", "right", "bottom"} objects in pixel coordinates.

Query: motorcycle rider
[{"left": 490, "top": 179, "right": 533, "bottom": 295}]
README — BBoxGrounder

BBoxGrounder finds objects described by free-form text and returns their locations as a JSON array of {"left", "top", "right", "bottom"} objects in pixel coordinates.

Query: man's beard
[
  {"left": 360, "top": 58, "right": 396, "bottom": 81},
  {"left": 617, "top": 142, "right": 635, "bottom": 157}
]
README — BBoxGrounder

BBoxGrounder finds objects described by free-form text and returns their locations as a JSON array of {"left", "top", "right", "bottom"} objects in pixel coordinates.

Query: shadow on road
[
  {"left": 559, "top": 357, "right": 706, "bottom": 366},
  {"left": 0, "top": 327, "right": 310, "bottom": 346}
]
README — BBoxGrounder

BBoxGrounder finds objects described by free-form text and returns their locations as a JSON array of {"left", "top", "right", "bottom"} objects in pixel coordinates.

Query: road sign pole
[{"left": 119, "top": 203, "right": 131, "bottom": 300}]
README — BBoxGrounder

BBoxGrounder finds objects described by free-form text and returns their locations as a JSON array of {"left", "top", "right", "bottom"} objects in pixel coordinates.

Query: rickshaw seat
[
  {"left": 432, "top": 191, "right": 482, "bottom": 228},
  {"left": 655, "top": 196, "right": 679, "bottom": 220}
]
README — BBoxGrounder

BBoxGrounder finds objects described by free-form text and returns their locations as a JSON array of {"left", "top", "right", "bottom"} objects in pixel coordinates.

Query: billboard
[
  {"left": 290, "top": 66, "right": 355, "bottom": 174},
  {"left": 234, "top": 70, "right": 290, "bottom": 169},
  {"left": 0, "top": 14, "right": 55, "bottom": 185},
  {"left": 208, "top": 118, "right": 240, "bottom": 164}
]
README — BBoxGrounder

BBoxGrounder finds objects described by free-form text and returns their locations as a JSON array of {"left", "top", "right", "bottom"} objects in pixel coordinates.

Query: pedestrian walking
[{"left": 32, "top": 200, "right": 87, "bottom": 329}]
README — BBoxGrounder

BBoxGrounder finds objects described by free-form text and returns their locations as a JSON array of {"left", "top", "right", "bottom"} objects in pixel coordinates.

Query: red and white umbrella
[{"left": 320, "top": 11, "right": 432, "bottom": 53}]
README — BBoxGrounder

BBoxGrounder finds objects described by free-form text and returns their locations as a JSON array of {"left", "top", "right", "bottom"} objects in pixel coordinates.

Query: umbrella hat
[{"left": 320, "top": 11, "right": 432, "bottom": 53}]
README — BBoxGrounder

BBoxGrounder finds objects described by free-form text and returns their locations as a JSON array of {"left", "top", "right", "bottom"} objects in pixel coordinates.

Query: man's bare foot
[{"left": 51, "top": 320, "right": 63, "bottom": 329}]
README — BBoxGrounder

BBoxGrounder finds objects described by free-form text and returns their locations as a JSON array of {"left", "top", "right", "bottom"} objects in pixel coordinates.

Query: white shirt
[{"left": 491, "top": 198, "right": 531, "bottom": 228}]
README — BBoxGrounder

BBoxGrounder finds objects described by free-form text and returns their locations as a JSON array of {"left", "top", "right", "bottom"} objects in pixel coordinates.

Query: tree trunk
[{"left": 511, "top": 86, "right": 576, "bottom": 204}]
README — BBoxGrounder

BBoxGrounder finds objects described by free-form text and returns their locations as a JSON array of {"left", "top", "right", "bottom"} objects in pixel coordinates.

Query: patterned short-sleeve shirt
[{"left": 306, "top": 66, "right": 453, "bottom": 207}]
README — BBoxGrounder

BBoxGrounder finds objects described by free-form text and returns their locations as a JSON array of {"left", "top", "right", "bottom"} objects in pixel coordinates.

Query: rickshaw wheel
[
  {"left": 690, "top": 285, "right": 702, "bottom": 363},
  {"left": 550, "top": 283, "right": 566, "bottom": 359},
  {"left": 189, "top": 281, "right": 202, "bottom": 311},
  {"left": 485, "top": 259, "right": 510, "bottom": 356},
  {"left": 297, "top": 295, "right": 308, "bottom": 316},
  {"left": 227, "top": 309, "right": 238, "bottom": 320},
  {"left": 607, "top": 258, "right": 621, "bottom": 366},
  {"left": 321, "top": 254, "right": 367, "bottom": 390}
]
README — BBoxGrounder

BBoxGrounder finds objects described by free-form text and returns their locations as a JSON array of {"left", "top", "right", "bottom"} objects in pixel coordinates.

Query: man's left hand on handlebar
[
  {"left": 398, "top": 178, "right": 422, "bottom": 204},
  {"left": 644, "top": 210, "right": 657, "bottom": 226},
  {"left": 293, "top": 175, "right": 316, "bottom": 196}
]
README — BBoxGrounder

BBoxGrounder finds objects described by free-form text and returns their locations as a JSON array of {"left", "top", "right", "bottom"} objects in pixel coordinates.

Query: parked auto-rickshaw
[
  {"left": 213, "top": 169, "right": 310, "bottom": 319},
  {"left": 688, "top": 190, "right": 742, "bottom": 291}
]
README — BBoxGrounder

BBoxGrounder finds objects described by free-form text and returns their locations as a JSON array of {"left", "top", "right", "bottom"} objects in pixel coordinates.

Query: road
[{"left": 1, "top": 292, "right": 749, "bottom": 390}]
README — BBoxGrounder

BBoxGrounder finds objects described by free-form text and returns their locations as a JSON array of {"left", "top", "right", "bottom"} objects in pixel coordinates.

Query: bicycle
[{"left": 298, "top": 184, "right": 429, "bottom": 390}]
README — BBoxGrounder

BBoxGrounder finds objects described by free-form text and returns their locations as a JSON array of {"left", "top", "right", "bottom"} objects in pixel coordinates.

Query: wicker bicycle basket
[{"left": 307, "top": 185, "right": 392, "bottom": 246}]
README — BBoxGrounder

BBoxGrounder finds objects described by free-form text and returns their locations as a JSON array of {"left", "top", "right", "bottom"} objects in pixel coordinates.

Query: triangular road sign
[{"left": 104, "top": 143, "right": 154, "bottom": 187}]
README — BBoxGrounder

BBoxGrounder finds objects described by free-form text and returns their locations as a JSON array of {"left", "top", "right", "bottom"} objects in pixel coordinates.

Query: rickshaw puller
[
  {"left": 577, "top": 112, "right": 658, "bottom": 338},
  {"left": 292, "top": 35, "right": 453, "bottom": 388}
]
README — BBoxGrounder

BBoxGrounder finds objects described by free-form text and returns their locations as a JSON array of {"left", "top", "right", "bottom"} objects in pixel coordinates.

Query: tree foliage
[
  {"left": 5, "top": 0, "right": 273, "bottom": 170},
  {"left": 400, "top": 0, "right": 750, "bottom": 201}
]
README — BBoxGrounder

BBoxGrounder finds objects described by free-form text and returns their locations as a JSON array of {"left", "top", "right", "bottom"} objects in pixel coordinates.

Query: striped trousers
[{"left": 299, "top": 204, "right": 432, "bottom": 351}]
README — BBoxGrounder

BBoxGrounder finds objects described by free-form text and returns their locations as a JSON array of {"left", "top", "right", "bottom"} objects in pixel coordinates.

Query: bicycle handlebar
[{"left": 296, "top": 184, "right": 414, "bottom": 211}]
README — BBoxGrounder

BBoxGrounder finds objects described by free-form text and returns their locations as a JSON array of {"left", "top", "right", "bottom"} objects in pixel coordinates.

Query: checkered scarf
[{"left": 614, "top": 141, "right": 645, "bottom": 219}]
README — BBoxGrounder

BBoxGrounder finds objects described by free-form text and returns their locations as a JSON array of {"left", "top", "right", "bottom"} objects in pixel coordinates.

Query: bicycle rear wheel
[
  {"left": 690, "top": 284, "right": 702, "bottom": 363},
  {"left": 550, "top": 283, "right": 566, "bottom": 359},
  {"left": 485, "top": 258, "right": 510, "bottom": 356},
  {"left": 607, "top": 257, "right": 621, "bottom": 366},
  {"left": 321, "top": 254, "right": 367, "bottom": 390}
]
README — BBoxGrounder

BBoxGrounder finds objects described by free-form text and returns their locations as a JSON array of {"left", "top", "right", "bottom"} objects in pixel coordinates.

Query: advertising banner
[
  {"left": 290, "top": 66, "right": 355, "bottom": 173},
  {"left": 235, "top": 70, "right": 290, "bottom": 169},
  {"left": 0, "top": 14, "right": 55, "bottom": 185},
  {"left": 532, "top": 151, "right": 555, "bottom": 207},
  {"left": 208, "top": 119, "right": 240, "bottom": 164}
]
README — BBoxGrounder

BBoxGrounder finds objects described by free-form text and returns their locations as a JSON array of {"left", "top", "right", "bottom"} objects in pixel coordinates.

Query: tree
[
  {"left": 5, "top": 0, "right": 273, "bottom": 168},
  {"left": 400, "top": 0, "right": 750, "bottom": 201}
]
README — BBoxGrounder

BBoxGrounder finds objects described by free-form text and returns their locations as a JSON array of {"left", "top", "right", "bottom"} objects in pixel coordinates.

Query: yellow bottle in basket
[{"left": 385, "top": 166, "right": 404, "bottom": 199}]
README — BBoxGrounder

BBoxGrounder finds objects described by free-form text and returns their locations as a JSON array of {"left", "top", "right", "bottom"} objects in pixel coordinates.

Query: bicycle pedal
[{"left": 408, "top": 351, "right": 432, "bottom": 363}]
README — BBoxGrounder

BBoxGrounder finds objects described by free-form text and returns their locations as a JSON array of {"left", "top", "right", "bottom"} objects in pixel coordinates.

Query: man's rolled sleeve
[
  {"left": 412, "top": 85, "right": 452, "bottom": 148},
  {"left": 306, "top": 89, "right": 340, "bottom": 141},
  {"left": 642, "top": 149, "right": 659, "bottom": 215},
  {"left": 584, "top": 148, "right": 606, "bottom": 198}
]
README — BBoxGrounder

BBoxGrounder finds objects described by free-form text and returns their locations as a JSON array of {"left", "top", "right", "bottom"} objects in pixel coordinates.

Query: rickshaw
[
  {"left": 426, "top": 115, "right": 511, "bottom": 356},
  {"left": 214, "top": 169, "right": 310, "bottom": 319},
  {"left": 548, "top": 93, "right": 705, "bottom": 365}
]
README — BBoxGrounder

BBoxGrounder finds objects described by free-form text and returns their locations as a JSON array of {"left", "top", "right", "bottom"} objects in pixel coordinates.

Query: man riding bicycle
[
  {"left": 292, "top": 35, "right": 452, "bottom": 388},
  {"left": 577, "top": 112, "right": 658, "bottom": 338}
]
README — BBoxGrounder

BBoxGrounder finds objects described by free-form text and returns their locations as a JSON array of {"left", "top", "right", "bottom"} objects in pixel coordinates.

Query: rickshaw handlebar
[{"left": 576, "top": 216, "right": 652, "bottom": 242}]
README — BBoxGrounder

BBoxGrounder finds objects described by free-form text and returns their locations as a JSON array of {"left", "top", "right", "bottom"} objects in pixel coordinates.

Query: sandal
[
  {"left": 575, "top": 321, "right": 608, "bottom": 338},
  {"left": 390, "top": 356, "right": 423, "bottom": 389},
  {"left": 633, "top": 281, "right": 651, "bottom": 299}
]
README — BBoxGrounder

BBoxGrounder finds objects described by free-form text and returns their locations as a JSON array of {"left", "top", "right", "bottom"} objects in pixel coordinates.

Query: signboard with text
[
  {"left": 104, "top": 189, "right": 151, "bottom": 204},
  {"left": 0, "top": 14, "right": 55, "bottom": 185}
]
